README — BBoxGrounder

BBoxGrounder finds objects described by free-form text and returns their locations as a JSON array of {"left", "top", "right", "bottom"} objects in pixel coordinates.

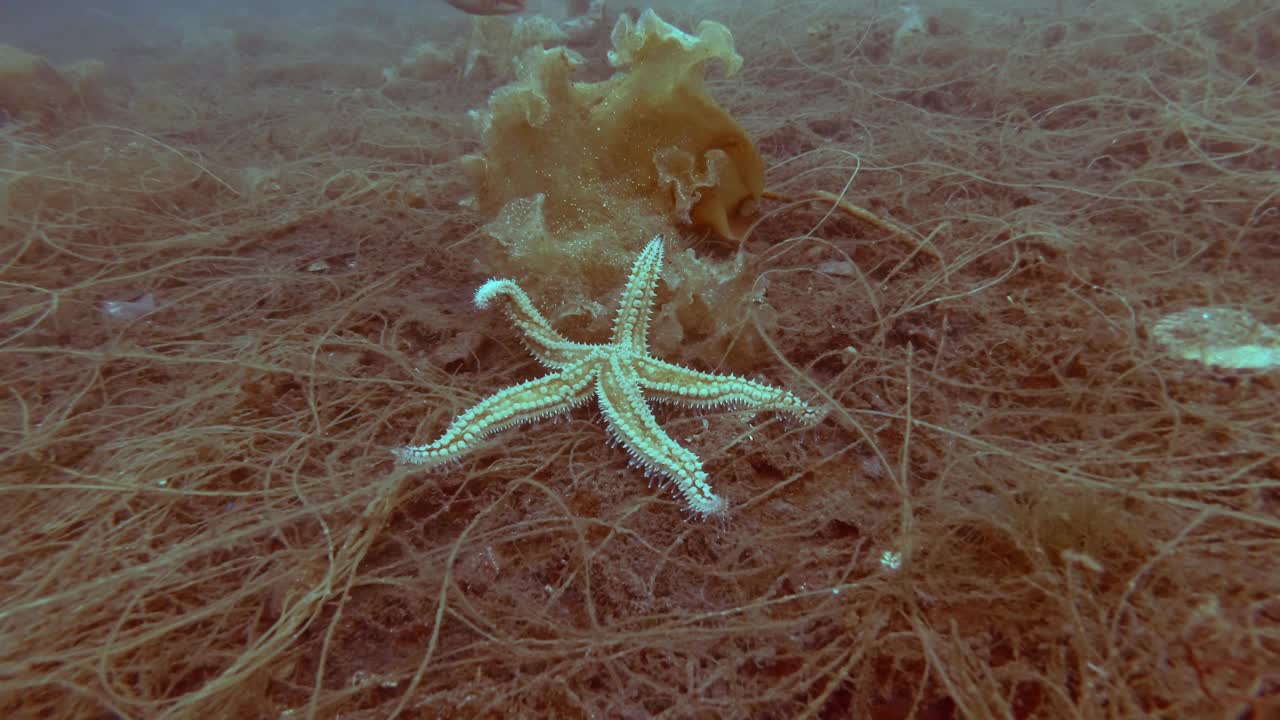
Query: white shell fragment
[
  {"left": 100, "top": 293, "right": 158, "bottom": 321},
  {"left": 1150, "top": 306, "right": 1280, "bottom": 370}
]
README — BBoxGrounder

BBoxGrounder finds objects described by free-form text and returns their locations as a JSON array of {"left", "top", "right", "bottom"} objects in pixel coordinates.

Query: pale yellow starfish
[{"left": 394, "top": 235, "right": 818, "bottom": 515}]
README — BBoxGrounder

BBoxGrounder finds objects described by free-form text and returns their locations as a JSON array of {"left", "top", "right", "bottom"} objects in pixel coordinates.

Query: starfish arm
[
  {"left": 635, "top": 356, "right": 820, "bottom": 425},
  {"left": 394, "top": 359, "right": 597, "bottom": 466},
  {"left": 609, "top": 235, "right": 664, "bottom": 350},
  {"left": 596, "top": 356, "right": 725, "bottom": 516},
  {"left": 475, "top": 279, "right": 593, "bottom": 369}
]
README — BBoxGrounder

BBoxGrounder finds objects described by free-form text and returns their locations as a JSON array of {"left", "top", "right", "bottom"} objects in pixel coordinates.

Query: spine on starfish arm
[
  {"left": 474, "top": 279, "right": 520, "bottom": 310},
  {"left": 473, "top": 278, "right": 589, "bottom": 370},
  {"left": 635, "top": 358, "right": 821, "bottom": 426},
  {"left": 474, "top": 278, "right": 554, "bottom": 323},
  {"left": 393, "top": 362, "right": 596, "bottom": 466}
]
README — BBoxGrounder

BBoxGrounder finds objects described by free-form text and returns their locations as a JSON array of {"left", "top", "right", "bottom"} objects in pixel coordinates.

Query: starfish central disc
[{"left": 394, "top": 235, "right": 818, "bottom": 516}]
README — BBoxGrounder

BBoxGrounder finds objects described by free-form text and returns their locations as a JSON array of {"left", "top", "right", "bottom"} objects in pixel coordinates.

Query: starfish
[{"left": 394, "top": 235, "right": 818, "bottom": 515}]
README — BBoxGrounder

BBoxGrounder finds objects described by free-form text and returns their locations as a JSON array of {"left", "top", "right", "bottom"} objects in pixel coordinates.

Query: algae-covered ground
[{"left": 1, "top": 1, "right": 1277, "bottom": 717}]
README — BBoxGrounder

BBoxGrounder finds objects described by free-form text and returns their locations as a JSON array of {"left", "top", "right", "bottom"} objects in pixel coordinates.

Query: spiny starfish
[{"left": 394, "top": 235, "right": 818, "bottom": 515}]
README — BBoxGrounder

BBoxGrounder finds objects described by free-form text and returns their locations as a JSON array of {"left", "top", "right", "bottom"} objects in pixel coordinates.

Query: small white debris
[
  {"left": 350, "top": 670, "right": 399, "bottom": 689},
  {"left": 1150, "top": 306, "right": 1279, "bottom": 370},
  {"left": 879, "top": 550, "right": 902, "bottom": 571},
  {"left": 101, "top": 293, "right": 157, "bottom": 321},
  {"left": 1061, "top": 549, "right": 1103, "bottom": 573},
  {"left": 893, "top": 5, "right": 927, "bottom": 47},
  {"left": 817, "top": 260, "right": 857, "bottom": 277}
]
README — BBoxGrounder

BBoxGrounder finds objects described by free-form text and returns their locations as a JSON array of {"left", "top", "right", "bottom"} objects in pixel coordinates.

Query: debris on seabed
[
  {"left": 100, "top": 292, "right": 157, "bottom": 321},
  {"left": 1150, "top": 306, "right": 1280, "bottom": 370}
]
